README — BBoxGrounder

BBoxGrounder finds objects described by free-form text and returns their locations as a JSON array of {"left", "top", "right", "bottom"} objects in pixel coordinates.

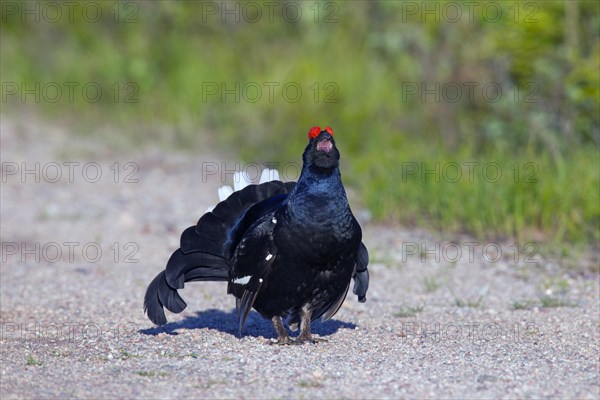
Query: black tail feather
[
  {"left": 144, "top": 251, "right": 229, "bottom": 326},
  {"left": 158, "top": 277, "right": 187, "bottom": 314},
  {"left": 183, "top": 268, "right": 229, "bottom": 282},
  {"left": 143, "top": 271, "right": 175, "bottom": 326},
  {"left": 182, "top": 213, "right": 230, "bottom": 257},
  {"left": 144, "top": 180, "right": 297, "bottom": 326},
  {"left": 165, "top": 249, "right": 229, "bottom": 289},
  {"left": 181, "top": 181, "right": 296, "bottom": 258}
]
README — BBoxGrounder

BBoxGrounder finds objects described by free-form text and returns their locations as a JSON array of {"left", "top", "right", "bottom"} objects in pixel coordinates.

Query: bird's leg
[
  {"left": 269, "top": 316, "right": 293, "bottom": 345},
  {"left": 295, "top": 307, "right": 327, "bottom": 344}
]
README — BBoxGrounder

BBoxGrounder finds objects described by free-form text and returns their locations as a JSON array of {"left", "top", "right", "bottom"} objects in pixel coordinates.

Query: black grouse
[{"left": 144, "top": 126, "right": 369, "bottom": 344}]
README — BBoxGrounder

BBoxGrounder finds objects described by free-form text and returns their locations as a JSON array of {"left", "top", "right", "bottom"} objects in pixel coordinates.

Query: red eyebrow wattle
[{"left": 308, "top": 126, "right": 321, "bottom": 139}]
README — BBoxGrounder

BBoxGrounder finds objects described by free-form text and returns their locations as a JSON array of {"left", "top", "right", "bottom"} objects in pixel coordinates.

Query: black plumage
[{"left": 144, "top": 127, "right": 369, "bottom": 343}]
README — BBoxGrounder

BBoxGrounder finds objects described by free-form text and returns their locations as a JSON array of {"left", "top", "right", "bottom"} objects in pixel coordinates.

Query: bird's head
[{"left": 303, "top": 126, "right": 340, "bottom": 171}]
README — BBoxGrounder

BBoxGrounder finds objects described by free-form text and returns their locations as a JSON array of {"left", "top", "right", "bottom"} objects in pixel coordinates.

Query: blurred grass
[
  {"left": 357, "top": 143, "right": 599, "bottom": 246},
  {"left": 1, "top": 1, "right": 598, "bottom": 247}
]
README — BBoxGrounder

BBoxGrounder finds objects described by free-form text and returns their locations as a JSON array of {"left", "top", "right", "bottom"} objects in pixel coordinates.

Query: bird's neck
[
  {"left": 285, "top": 166, "right": 351, "bottom": 220},
  {"left": 282, "top": 166, "right": 360, "bottom": 260}
]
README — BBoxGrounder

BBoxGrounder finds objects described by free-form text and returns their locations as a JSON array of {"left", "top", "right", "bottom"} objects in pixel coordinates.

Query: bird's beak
[{"left": 316, "top": 138, "right": 333, "bottom": 153}]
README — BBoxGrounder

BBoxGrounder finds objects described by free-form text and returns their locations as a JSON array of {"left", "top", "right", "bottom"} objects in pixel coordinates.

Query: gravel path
[{"left": 1, "top": 118, "right": 599, "bottom": 399}]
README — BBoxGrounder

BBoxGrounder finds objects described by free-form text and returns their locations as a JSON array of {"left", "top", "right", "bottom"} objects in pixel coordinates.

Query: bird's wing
[
  {"left": 318, "top": 278, "right": 352, "bottom": 322},
  {"left": 227, "top": 212, "right": 279, "bottom": 333},
  {"left": 310, "top": 242, "right": 369, "bottom": 323},
  {"left": 352, "top": 242, "right": 369, "bottom": 302}
]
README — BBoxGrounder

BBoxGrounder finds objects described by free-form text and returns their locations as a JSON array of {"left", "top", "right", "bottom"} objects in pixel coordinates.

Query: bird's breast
[{"left": 275, "top": 207, "right": 360, "bottom": 263}]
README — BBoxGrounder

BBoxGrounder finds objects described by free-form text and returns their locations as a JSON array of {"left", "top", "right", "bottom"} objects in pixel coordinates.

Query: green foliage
[
  {"left": 423, "top": 276, "right": 441, "bottom": 293},
  {"left": 539, "top": 295, "right": 575, "bottom": 308},
  {"left": 1, "top": 1, "right": 598, "bottom": 245},
  {"left": 393, "top": 305, "right": 425, "bottom": 318},
  {"left": 26, "top": 355, "right": 43, "bottom": 366},
  {"left": 511, "top": 299, "right": 538, "bottom": 310},
  {"left": 357, "top": 145, "right": 599, "bottom": 244}
]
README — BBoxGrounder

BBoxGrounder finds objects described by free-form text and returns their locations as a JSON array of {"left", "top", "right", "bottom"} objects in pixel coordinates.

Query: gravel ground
[{"left": 1, "top": 117, "right": 599, "bottom": 399}]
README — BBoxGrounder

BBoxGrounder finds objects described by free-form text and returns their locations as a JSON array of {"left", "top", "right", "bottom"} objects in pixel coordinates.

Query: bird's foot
[
  {"left": 268, "top": 336, "right": 295, "bottom": 345},
  {"left": 293, "top": 335, "right": 328, "bottom": 344}
]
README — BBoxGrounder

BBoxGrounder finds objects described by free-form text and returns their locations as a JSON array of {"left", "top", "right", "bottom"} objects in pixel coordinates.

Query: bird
[{"left": 144, "top": 126, "right": 369, "bottom": 344}]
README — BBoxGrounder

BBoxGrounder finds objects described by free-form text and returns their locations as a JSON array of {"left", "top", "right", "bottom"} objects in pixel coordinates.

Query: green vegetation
[
  {"left": 297, "top": 379, "right": 324, "bottom": 388},
  {"left": 423, "top": 276, "right": 441, "bottom": 293},
  {"left": 393, "top": 305, "right": 425, "bottom": 318},
  {"left": 119, "top": 350, "right": 141, "bottom": 360},
  {"left": 539, "top": 295, "right": 574, "bottom": 308},
  {"left": 26, "top": 355, "right": 43, "bottom": 366},
  {"left": 511, "top": 299, "right": 538, "bottom": 310},
  {"left": 134, "top": 370, "right": 169, "bottom": 378},
  {"left": 135, "top": 371, "right": 154, "bottom": 377},
  {"left": 448, "top": 287, "right": 485, "bottom": 308},
  {"left": 2, "top": 1, "right": 598, "bottom": 246},
  {"left": 512, "top": 296, "right": 575, "bottom": 309}
]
